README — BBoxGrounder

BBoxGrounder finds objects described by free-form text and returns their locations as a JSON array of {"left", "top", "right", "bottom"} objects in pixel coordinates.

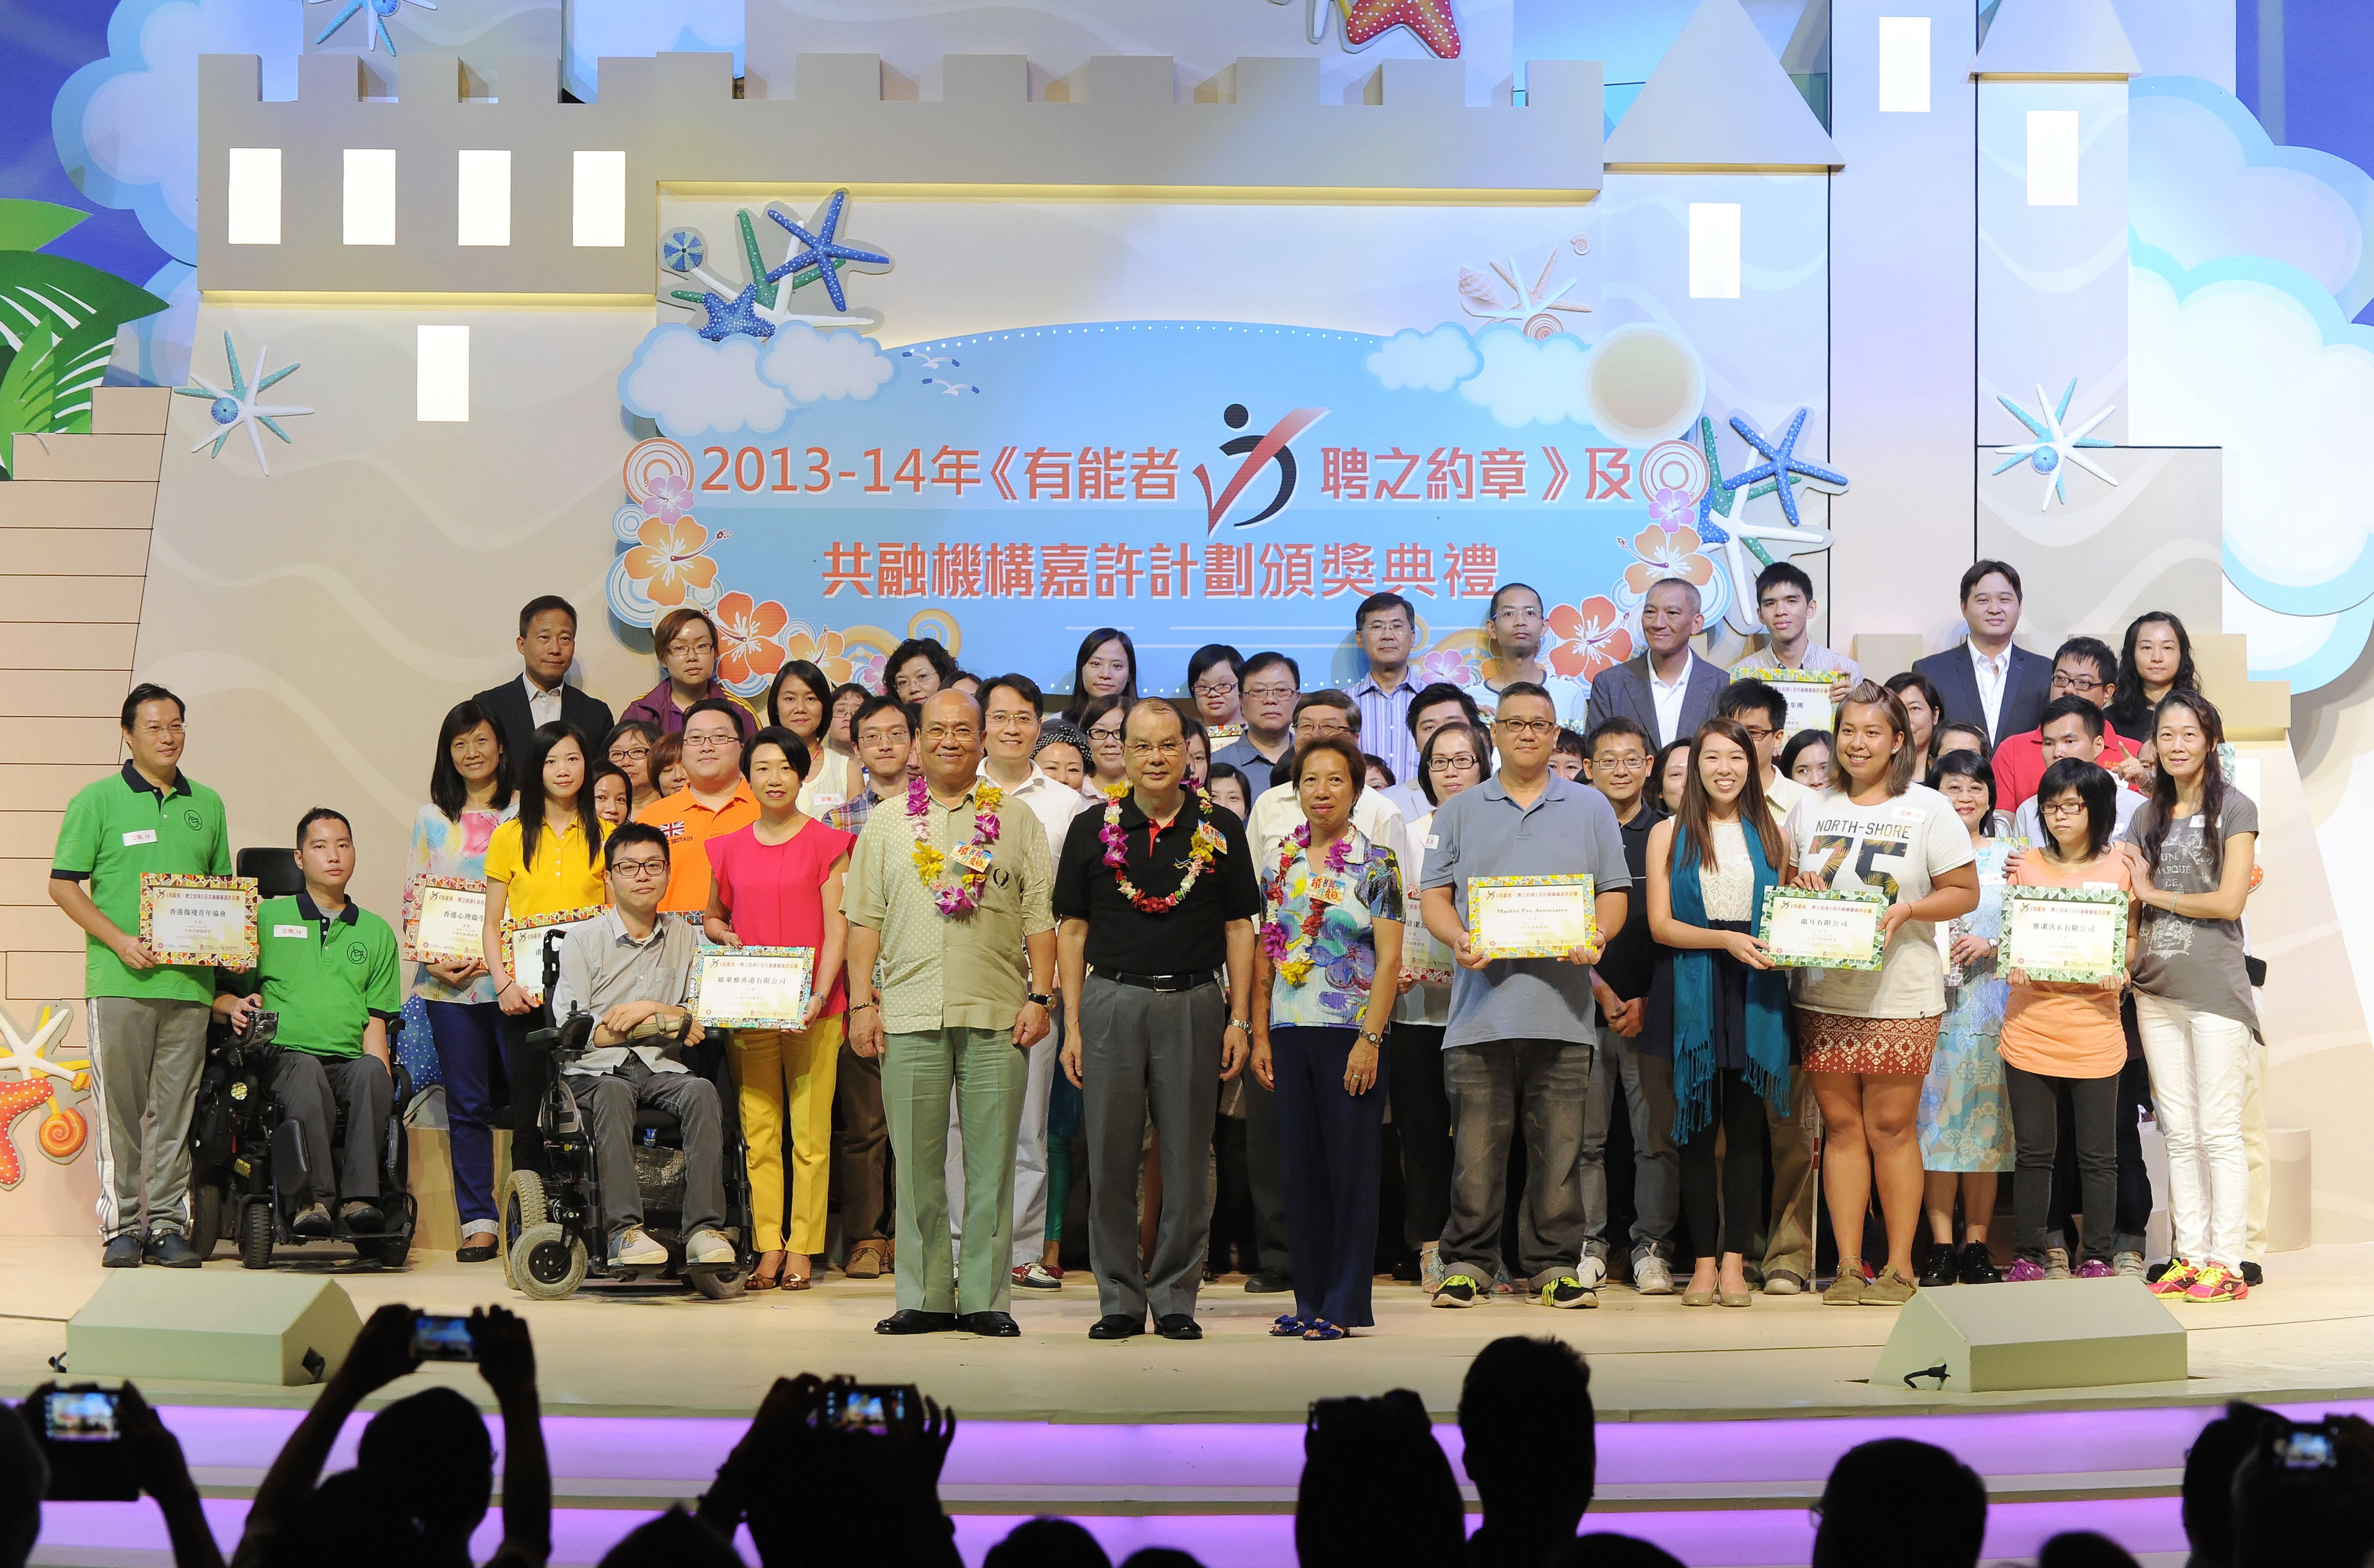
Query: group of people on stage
[{"left": 45, "top": 552, "right": 2267, "bottom": 1333}]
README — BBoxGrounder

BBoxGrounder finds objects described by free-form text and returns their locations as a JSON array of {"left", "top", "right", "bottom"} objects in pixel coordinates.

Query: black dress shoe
[
  {"left": 1917, "top": 1244, "right": 1960, "bottom": 1289},
  {"left": 102, "top": 1236, "right": 143, "bottom": 1268},
  {"left": 1958, "top": 1241, "right": 2002, "bottom": 1285},
  {"left": 2240, "top": 1261, "right": 2264, "bottom": 1288},
  {"left": 1243, "top": 1268, "right": 1292, "bottom": 1293},
  {"left": 874, "top": 1309, "right": 959, "bottom": 1335},
  {"left": 1088, "top": 1314, "right": 1145, "bottom": 1340},
  {"left": 457, "top": 1238, "right": 500, "bottom": 1264},
  {"left": 963, "top": 1311, "right": 1021, "bottom": 1337},
  {"left": 144, "top": 1232, "right": 202, "bottom": 1268},
  {"left": 1155, "top": 1313, "right": 1203, "bottom": 1341}
]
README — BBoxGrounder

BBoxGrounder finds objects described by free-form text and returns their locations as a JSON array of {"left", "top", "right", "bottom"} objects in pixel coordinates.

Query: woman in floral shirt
[{"left": 1250, "top": 735, "right": 1405, "bottom": 1341}]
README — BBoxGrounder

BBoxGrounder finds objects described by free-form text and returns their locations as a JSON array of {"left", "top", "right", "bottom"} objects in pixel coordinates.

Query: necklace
[
  {"left": 907, "top": 777, "right": 1003, "bottom": 916},
  {"left": 1259, "top": 824, "right": 1354, "bottom": 986},
  {"left": 1101, "top": 783, "right": 1226, "bottom": 913}
]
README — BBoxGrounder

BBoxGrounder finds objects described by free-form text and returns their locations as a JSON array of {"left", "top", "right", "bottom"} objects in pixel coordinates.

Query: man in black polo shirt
[
  {"left": 1056, "top": 699, "right": 1260, "bottom": 1341},
  {"left": 1580, "top": 717, "right": 1680, "bottom": 1296}
]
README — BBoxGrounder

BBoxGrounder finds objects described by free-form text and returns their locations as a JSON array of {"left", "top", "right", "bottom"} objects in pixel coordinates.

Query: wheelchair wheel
[
  {"left": 237, "top": 1201, "right": 274, "bottom": 1270},
  {"left": 190, "top": 1181, "right": 225, "bottom": 1260},
  {"left": 501, "top": 1169, "right": 547, "bottom": 1291},
  {"left": 686, "top": 1264, "right": 745, "bottom": 1301},
  {"left": 509, "top": 1222, "right": 586, "bottom": 1301}
]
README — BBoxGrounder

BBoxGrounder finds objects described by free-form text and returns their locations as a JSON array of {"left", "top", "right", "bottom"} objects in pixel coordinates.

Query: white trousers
[{"left": 2135, "top": 993, "right": 2254, "bottom": 1268}]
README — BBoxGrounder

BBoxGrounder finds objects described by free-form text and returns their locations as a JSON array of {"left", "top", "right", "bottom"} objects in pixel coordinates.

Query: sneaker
[
  {"left": 2240, "top": 1261, "right": 2264, "bottom": 1288},
  {"left": 2044, "top": 1246, "right": 2072, "bottom": 1282},
  {"left": 1823, "top": 1262, "right": 1870, "bottom": 1306},
  {"left": 2149, "top": 1260, "right": 2201, "bottom": 1298},
  {"left": 685, "top": 1228, "right": 735, "bottom": 1266},
  {"left": 1013, "top": 1263, "right": 1063, "bottom": 1291},
  {"left": 1762, "top": 1269, "right": 1806, "bottom": 1296},
  {"left": 1957, "top": 1243, "right": 2002, "bottom": 1285},
  {"left": 2113, "top": 1250, "right": 2147, "bottom": 1279},
  {"left": 1576, "top": 1254, "right": 1607, "bottom": 1290},
  {"left": 2185, "top": 1264, "right": 2248, "bottom": 1304},
  {"left": 2005, "top": 1258, "right": 2047, "bottom": 1282},
  {"left": 1542, "top": 1275, "right": 1598, "bottom": 1309},
  {"left": 1419, "top": 1245, "right": 1449, "bottom": 1296},
  {"left": 1860, "top": 1264, "right": 1917, "bottom": 1305},
  {"left": 1433, "top": 1273, "right": 1481, "bottom": 1307},
  {"left": 1917, "top": 1244, "right": 1960, "bottom": 1288},
  {"left": 2074, "top": 1259, "right": 2115, "bottom": 1279},
  {"left": 1633, "top": 1254, "right": 1677, "bottom": 1296},
  {"left": 611, "top": 1227, "right": 667, "bottom": 1267}
]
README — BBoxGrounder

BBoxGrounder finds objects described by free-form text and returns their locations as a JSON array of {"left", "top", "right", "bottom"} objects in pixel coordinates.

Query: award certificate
[
  {"left": 1467, "top": 875, "right": 1597, "bottom": 960},
  {"left": 406, "top": 877, "right": 487, "bottom": 964},
  {"left": 691, "top": 947, "right": 817, "bottom": 1030},
  {"left": 2001, "top": 885, "right": 2129, "bottom": 983},
  {"left": 139, "top": 874, "right": 259, "bottom": 968},
  {"left": 1757, "top": 885, "right": 1889, "bottom": 970},
  {"left": 1738, "top": 668, "right": 1838, "bottom": 736},
  {"left": 502, "top": 906, "right": 606, "bottom": 1002}
]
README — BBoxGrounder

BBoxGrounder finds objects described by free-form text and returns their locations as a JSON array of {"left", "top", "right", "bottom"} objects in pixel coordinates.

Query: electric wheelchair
[
  {"left": 185, "top": 847, "right": 418, "bottom": 1269},
  {"left": 498, "top": 927, "right": 752, "bottom": 1301}
]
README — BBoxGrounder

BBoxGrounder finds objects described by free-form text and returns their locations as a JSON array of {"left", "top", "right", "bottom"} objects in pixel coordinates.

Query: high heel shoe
[
  {"left": 1682, "top": 1284, "right": 1716, "bottom": 1306},
  {"left": 1717, "top": 1289, "right": 1754, "bottom": 1307}
]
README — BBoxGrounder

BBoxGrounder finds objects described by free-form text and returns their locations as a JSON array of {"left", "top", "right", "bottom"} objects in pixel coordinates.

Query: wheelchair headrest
[{"left": 234, "top": 848, "right": 307, "bottom": 898}]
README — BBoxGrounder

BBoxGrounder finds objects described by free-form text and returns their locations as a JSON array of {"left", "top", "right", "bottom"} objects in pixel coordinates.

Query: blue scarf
[{"left": 1668, "top": 818, "right": 1791, "bottom": 1142}]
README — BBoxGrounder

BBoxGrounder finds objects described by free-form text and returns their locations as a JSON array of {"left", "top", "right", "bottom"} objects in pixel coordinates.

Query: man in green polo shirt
[
  {"left": 214, "top": 808, "right": 401, "bottom": 1239},
  {"left": 48, "top": 684, "right": 230, "bottom": 1268}
]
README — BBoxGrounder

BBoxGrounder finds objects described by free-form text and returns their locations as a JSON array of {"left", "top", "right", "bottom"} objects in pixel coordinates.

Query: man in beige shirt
[{"left": 845, "top": 689, "right": 1056, "bottom": 1337}]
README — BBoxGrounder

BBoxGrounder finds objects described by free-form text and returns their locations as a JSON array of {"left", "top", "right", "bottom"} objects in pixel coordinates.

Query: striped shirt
[{"left": 1348, "top": 673, "right": 1420, "bottom": 784}]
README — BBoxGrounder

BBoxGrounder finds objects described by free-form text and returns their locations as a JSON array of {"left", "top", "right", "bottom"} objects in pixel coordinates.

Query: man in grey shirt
[
  {"left": 548, "top": 821, "right": 735, "bottom": 1272},
  {"left": 1418, "top": 683, "right": 1632, "bottom": 1309}
]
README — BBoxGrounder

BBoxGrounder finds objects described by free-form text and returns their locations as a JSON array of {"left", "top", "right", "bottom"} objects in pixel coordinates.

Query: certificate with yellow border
[
  {"left": 1737, "top": 668, "right": 1838, "bottom": 736},
  {"left": 406, "top": 876, "right": 487, "bottom": 964},
  {"left": 1467, "top": 875, "right": 1597, "bottom": 960},
  {"left": 690, "top": 947, "right": 816, "bottom": 1030},
  {"left": 139, "top": 874, "right": 258, "bottom": 968},
  {"left": 501, "top": 905, "right": 606, "bottom": 1003}
]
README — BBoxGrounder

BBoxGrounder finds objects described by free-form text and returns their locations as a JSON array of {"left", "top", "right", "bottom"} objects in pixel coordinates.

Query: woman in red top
[{"left": 703, "top": 726, "right": 854, "bottom": 1290}]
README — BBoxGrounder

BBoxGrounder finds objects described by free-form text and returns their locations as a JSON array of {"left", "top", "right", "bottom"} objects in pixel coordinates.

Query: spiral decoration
[
  {"left": 1640, "top": 438, "right": 1712, "bottom": 505},
  {"left": 622, "top": 437, "right": 696, "bottom": 509},
  {"left": 39, "top": 1102, "right": 86, "bottom": 1163}
]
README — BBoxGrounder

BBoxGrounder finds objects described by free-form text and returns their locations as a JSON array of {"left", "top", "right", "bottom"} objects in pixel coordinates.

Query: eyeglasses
[
  {"left": 1428, "top": 753, "right": 1480, "bottom": 773},
  {"left": 2042, "top": 799, "right": 2089, "bottom": 818},
  {"left": 1090, "top": 725, "right": 1124, "bottom": 743},
  {"left": 2050, "top": 671, "right": 2107, "bottom": 694},
  {"left": 922, "top": 725, "right": 980, "bottom": 741},
  {"left": 858, "top": 728, "right": 908, "bottom": 747},
  {"left": 1244, "top": 683, "right": 1297, "bottom": 700},
  {"left": 134, "top": 722, "right": 186, "bottom": 738},
  {"left": 610, "top": 746, "right": 651, "bottom": 762},
  {"left": 1495, "top": 717, "right": 1556, "bottom": 737},
  {"left": 610, "top": 860, "right": 669, "bottom": 879},
  {"left": 1128, "top": 739, "right": 1183, "bottom": 757},
  {"left": 683, "top": 732, "right": 739, "bottom": 750},
  {"left": 1192, "top": 678, "right": 1239, "bottom": 698},
  {"left": 1737, "top": 724, "right": 1775, "bottom": 742}
]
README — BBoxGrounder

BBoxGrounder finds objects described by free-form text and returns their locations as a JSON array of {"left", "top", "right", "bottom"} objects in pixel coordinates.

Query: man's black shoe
[
  {"left": 1242, "top": 1268, "right": 1292, "bottom": 1293},
  {"left": 144, "top": 1232, "right": 202, "bottom": 1268},
  {"left": 1958, "top": 1242, "right": 2003, "bottom": 1285},
  {"left": 102, "top": 1236, "right": 143, "bottom": 1268},
  {"left": 873, "top": 1309, "right": 958, "bottom": 1335},
  {"left": 1155, "top": 1313, "right": 1203, "bottom": 1341},
  {"left": 1088, "top": 1314, "right": 1145, "bottom": 1340},
  {"left": 1917, "top": 1244, "right": 1960, "bottom": 1289},
  {"left": 963, "top": 1311, "right": 1021, "bottom": 1337},
  {"left": 2240, "top": 1261, "right": 2264, "bottom": 1287}
]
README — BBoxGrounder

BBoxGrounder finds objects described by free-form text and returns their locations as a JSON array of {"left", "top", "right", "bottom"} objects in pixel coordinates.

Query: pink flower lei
[
  {"left": 907, "top": 775, "right": 1004, "bottom": 916},
  {"left": 1259, "top": 823, "right": 1355, "bottom": 986},
  {"left": 1100, "top": 782, "right": 1227, "bottom": 913}
]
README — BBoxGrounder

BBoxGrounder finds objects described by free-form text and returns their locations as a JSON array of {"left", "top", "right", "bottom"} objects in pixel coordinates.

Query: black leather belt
[{"left": 1089, "top": 966, "right": 1219, "bottom": 993}]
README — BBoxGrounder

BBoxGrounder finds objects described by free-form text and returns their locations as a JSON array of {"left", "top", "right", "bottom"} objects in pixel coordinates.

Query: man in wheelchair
[
  {"left": 210, "top": 808, "right": 401, "bottom": 1238},
  {"left": 546, "top": 822, "right": 737, "bottom": 1272}
]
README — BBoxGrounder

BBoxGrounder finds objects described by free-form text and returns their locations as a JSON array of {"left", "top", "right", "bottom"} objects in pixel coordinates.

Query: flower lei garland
[
  {"left": 908, "top": 776, "right": 1003, "bottom": 916},
  {"left": 1100, "top": 782, "right": 1228, "bottom": 913},
  {"left": 1259, "top": 823, "right": 1354, "bottom": 986}
]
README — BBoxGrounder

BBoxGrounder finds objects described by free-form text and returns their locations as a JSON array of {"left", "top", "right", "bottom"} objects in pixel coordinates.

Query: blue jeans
[{"left": 424, "top": 1000, "right": 502, "bottom": 1230}]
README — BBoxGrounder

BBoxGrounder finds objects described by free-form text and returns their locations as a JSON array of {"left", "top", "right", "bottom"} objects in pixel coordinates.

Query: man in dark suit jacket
[
  {"left": 1582, "top": 577, "right": 1730, "bottom": 748},
  {"left": 471, "top": 595, "right": 616, "bottom": 783},
  {"left": 1910, "top": 559, "right": 2053, "bottom": 747}
]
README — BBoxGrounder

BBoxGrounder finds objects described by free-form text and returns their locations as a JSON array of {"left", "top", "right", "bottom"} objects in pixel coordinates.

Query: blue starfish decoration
[
  {"left": 766, "top": 190, "right": 891, "bottom": 313},
  {"left": 673, "top": 284, "right": 776, "bottom": 343},
  {"left": 307, "top": 0, "right": 436, "bottom": 56},
  {"left": 1693, "top": 414, "right": 1780, "bottom": 550},
  {"left": 1726, "top": 408, "right": 1850, "bottom": 529}
]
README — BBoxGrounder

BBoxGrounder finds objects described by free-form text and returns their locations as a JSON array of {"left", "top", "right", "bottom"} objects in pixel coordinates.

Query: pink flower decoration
[
  {"left": 1648, "top": 486, "right": 1695, "bottom": 532},
  {"left": 645, "top": 472, "right": 694, "bottom": 524}
]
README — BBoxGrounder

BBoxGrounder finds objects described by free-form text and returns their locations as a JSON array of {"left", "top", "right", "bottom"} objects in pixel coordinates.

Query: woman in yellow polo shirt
[{"left": 478, "top": 721, "right": 610, "bottom": 1177}]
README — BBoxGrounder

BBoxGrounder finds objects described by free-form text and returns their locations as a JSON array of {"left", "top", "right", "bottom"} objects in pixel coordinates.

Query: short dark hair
[
  {"left": 1717, "top": 680, "right": 1787, "bottom": 732},
  {"left": 680, "top": 697, "right": 744, "bottom": 737},
  {"left": 1354, "top": 591, "right": 1415, "bottom": 629},
  {"left": 2052, "top": 636, "right": 2119, "bottom": 688},
  {"left": 1294, "top": 689, "right": 1360, "bottom": 733},
  {"left": 1552, "top": 729, "right": 1585, "bottom": 759},
  {"left": 1754, "top": 560, "right": 1815, "bottom": 603},
  {"left": 1494, "top": 680, "right": 1555, "bottom": 717},
  {"left": 763, "top": 661, "right": 835, "bottom": 735},
  {"left": 887, "top": 636, "right": 957, "bottom": 688},
  {"left": 2183, "top": 1403, "right": 2290, "bottom": 1565},
  {"left": 1960, "top": 559, "right": 2022, "bottom": 601},
  {"left": 743, "top": 725, "right": 812, "bottom": 781},
  {"left": 1362, "top": 752, "right": 1396, "bottom": 785},
  {"left": 1122, "top": 695, "right": 1185, "bottom": 735},
  {"left": 1205, "top": 761, "right": 1251, "bottom": 806},
  {"left": 359, "top": 1386, "right": 494, "bottom": 1544},
  {"left": 981, "top": 671, "right": 1044, "bottom": 715},
  {"left": 1779, "top": 728, "right": 1833, "bottom": 779},
  {"left": 1813, "top": 1439, "right": 1984, "bottom": 1568},
  {"left": 2037, "top": 757, "right": 2117, "bottom": 859},
  {"left": 1186, "top": 643, "right": 1245, "bottom": 692},
  {"left": 1486, "top": 581, "right": 1543, "bottom": 618},
  {"left": 517, "top": 595, "right": 577, "bottom": 637},
  {"left": 1289, "top": 734, "right": 1368, "bottom": 790},
  {"left": 1585, "top": 715, "right": 1651, "bottom": 757},
  {"left": 1418, "top": 721, "right": 1492, "bottom": 807},
  {"left": 2039, "top": 693, "right": 2107, "bottom": 738},
  {"left": 601, "top": 719, "right": 660, "bottom": 757},
  {"left": 1407, "top": 682, "right": 1480, "bottom": 735},
  {"left": 853, "top": 692, "right": 914, "bottom": 737},
  {"left": 431, "top": 700, "right": 516, "bottom": 821},
  {"left": 603, "top": 821, "right": 672, "bottom": 868},
  {"left": 121, "top": 683, "right": 185, "bottom": 731},
  {"left": 1934, "top": 723, "right": 1991, "bottom": 761},
  {"left": 1241, "top": 650, "right": 1301, "bottom": 687},
  {"left": 1459, "top": 1337, "right": 1597, "bottom": 1529},
  {"left": 294, "top": 807, "right": 351, "bottom": 846}
]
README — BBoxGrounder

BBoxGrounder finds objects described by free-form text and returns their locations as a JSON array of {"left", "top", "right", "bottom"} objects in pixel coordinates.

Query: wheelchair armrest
[{"left": 532, "top": 1009, "right": 598, "bottom": 1061}]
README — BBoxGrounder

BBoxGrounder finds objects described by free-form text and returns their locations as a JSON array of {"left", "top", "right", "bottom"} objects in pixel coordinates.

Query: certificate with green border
[
  {"left": 1757, "top": 885, "right": 1888, "bottom": 970},
  {"left": 2002, "top": 885, "right": 2129, "bottom": 984},
  {"left": 690, "top": 945, "right": 816, "bottom": 1030},
  {"left": 1467, "top": 875, "right": 1597, "bottom": 960},
  {"left": 1737, "top": 668, "right": 1838, "bottom": 736}
]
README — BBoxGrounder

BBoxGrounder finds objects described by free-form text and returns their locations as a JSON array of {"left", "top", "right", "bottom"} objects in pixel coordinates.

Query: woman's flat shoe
[
  {"left": 1682, "top": 1287, "right": 1716, "bottom": 1306},
  {"left": 456, "top": 1238, "right": 499, "bottom": 1264},
  {"left": 1269, "top": 1314, "right": 1308, "bottom": 1337},
  {"left": 1302, "top": 1320, "right": 1347, "bottom": 1341},
  {"left": 1718, "top": 1290, "right": 1754, "bottom": 1308}
]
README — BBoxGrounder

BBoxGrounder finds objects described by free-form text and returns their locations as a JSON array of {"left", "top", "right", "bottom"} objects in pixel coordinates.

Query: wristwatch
[
  {"left": 1027, "top": 991, "right": 1053, "bottom": 1007},
  {"left": 1226, "top": 1018, "right": 1250, "bottom": 1033},
  {"left": 1359, "top": 1028, "right": 1387, "bottom": 1046}
]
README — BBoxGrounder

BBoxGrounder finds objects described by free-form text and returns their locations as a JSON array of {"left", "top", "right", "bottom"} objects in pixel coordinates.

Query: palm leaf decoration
[{"left": 0, "top": 199, "right": 168, "bottom": 477}]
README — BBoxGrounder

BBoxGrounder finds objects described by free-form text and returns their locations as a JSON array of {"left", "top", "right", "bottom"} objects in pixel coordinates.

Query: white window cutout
[
  {"left": 417, "top": 326, "right": 470, "bottom": 422},
  {"left": 226, "top": 148, "right": 281, "bottom": 245},
  {"left": 573, "top": 150, "right": 626, "bottom": 248},
  {"left": 1878, "top": 17, "right": 1931, "bottom": 113},
  {"left": 1688, "top": 203, "right": 1741, "bottom": 300},
  {"left": 456, "top": 150, "right": 511, "bottom": 246},
  {"left": 2027, "top": 110, "right": 2081, "bottom": 206},
  {"left": 344, "top": 149, "right": 396, "bottom": 246}
]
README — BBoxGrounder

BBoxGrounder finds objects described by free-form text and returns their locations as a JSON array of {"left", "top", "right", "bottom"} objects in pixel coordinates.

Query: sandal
[
  {"left": 749, "top": 1250, "right": 786, "bottom": 1291},
  {"left": 1302, "top": 1320, "right": 1347, "bottom": 1341},
  {"left": 781, "top": 1255, "right": 813, "bottom": 1291},
  {"left": 1269, "top": 1314, "right": 1308, "bottom": 1337}
]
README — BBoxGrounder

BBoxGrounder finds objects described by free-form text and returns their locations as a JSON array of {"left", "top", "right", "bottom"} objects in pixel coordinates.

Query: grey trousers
[
  {"left": 1442, "top": 1037, "right": 1594, "bottom": 1288},
  {"left": 566, "top": 1058, "right": 726, "bottom": 1236},
  {"left": 1579, "top": 1027, "right": 1679, "bottom": 1264},
  {"left": 1243, "top": 1077, "right": 1293, "bottom": 1276},
  {"left": 89, "top": 996, "right": 209, "bottom": 1242},
  {"left": 269, "top": 1051, "right": 392, "bottom": 1206},
  {"left": 1760, "top": 1069, "right": 1820, "bottom": 1281},
  {"left": 1080, "top": 975, "right": 1224, "bottom": 1322}
]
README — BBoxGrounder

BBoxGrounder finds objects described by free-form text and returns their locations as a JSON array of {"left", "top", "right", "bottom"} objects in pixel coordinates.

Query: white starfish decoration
[
  {"left": 1458, "top": 250, "right": 1590, "bottom": 338},
  {"left": 1704, "top": 478, "right": 1835, "bottom": 637},
  {"left": 176, "top": 333, "right": 311, "bottom": 476},
  {"left": 0, "top": 1003, "right": 84, "bottom": 1090},
  {"left": 1993, "top": 380, "right": 2117, "bottom": 510}
]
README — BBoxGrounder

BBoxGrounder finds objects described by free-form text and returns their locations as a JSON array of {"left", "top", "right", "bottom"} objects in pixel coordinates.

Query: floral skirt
[{"left": 1797, "top": 1009, "right": 1941, "bottom": 1078}]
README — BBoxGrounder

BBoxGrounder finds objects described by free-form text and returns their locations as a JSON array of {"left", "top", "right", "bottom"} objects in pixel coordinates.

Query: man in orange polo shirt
[
  {"left": 1989, "top": 637, "right": 2141, "bottom": 812},
  {"left": 636, "top": 697, "right": 758, "bottom": 912}
]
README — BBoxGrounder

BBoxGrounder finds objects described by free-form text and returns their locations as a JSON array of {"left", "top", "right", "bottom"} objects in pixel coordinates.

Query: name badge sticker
[
  {"left": 122, "top": 830, "right": 158, "bottom": 847},
  {"left": 1890, "top": 807, "right": 1926, "bottom": 825},
  {"left": 1305, "top": 871, "right": 1355, "bottom": 907},
  {"left": 1425, "top": 835, "right": 1440, "bottom": 851},
  {"left": 272, "top": 924, "right": 308, "bottom": 939},
  {"left": 948, "top": 842, "right": 991, "bottom": 874}
]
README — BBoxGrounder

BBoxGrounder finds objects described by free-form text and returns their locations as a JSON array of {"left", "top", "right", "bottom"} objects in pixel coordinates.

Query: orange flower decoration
[
  {"left": 715, "top": 592, "right": 790, "bottom": 688},
  {"left": 1621, "top": 523, "right": 1717, "bottom": 596},
  {"left": 1545, "top": 596, "right": 1635, "bottom": 682},
  {"left": 782, "top": 626, "right": 856, "bottom": 688},
  {"left": 623, "top": 516, "right": 719, "bottom": 607}
]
